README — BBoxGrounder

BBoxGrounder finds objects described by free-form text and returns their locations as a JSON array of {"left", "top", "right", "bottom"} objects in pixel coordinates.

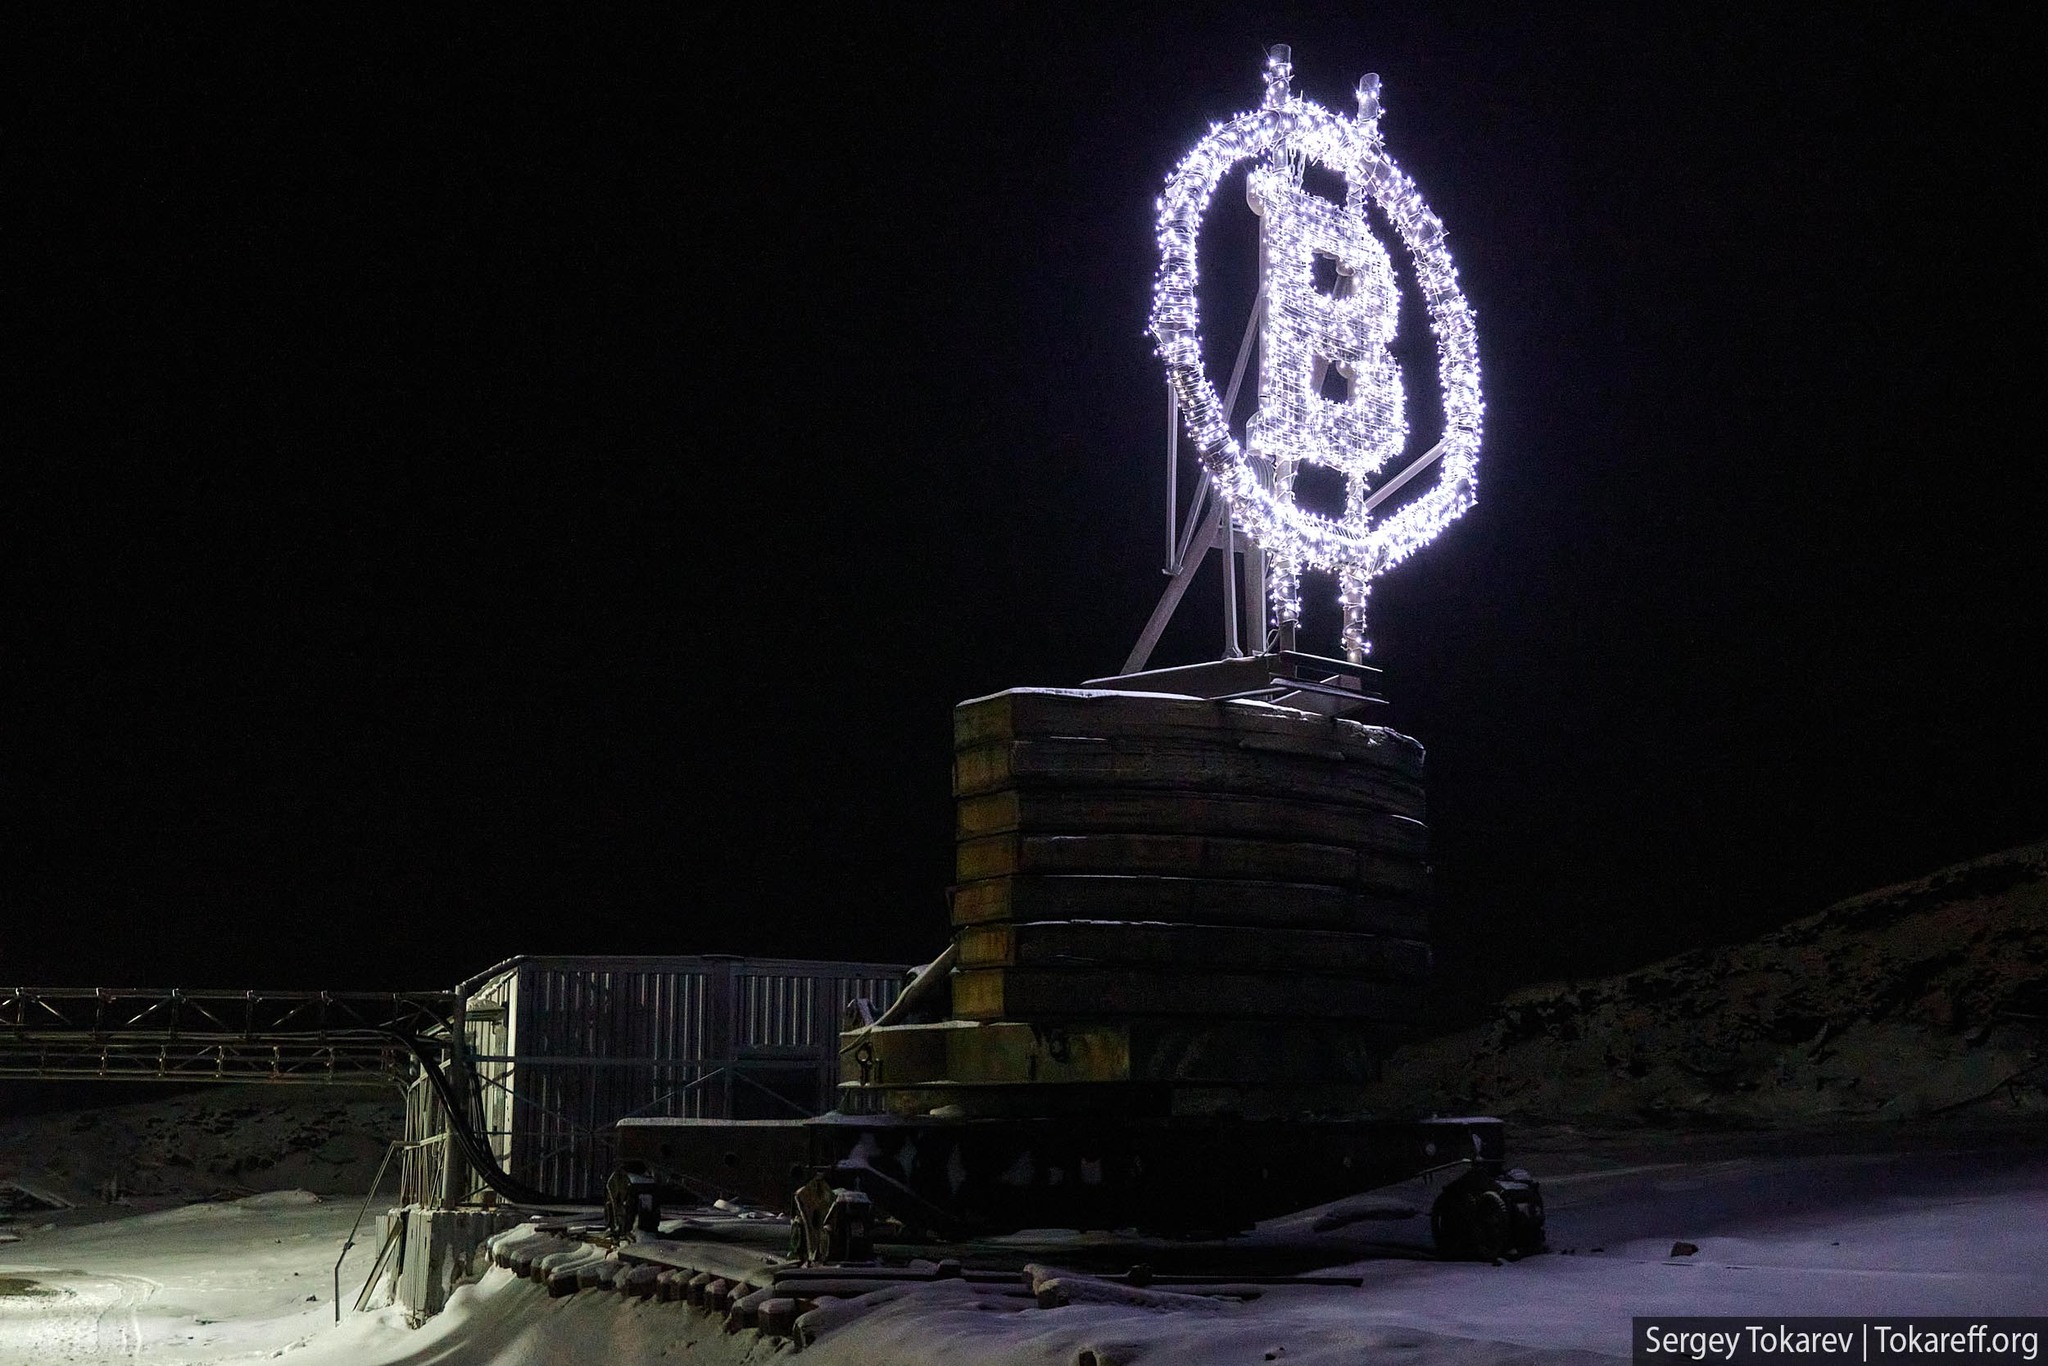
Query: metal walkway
[{"left": 0, "top": 986, "right": 454, "bottom": 1085}]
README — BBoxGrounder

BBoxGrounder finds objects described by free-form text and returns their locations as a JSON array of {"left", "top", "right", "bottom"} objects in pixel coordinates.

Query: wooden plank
[
  {"left": 953, "top": 788, "right": 1430, "bottom": 856},
  {"left": 957, "top": 832, "right": 1368, "bottom": 885},
  {"left": 838, "top": 1017, "right": 1409, "bottom": 1090},
  {"left": 836, "top": 1019, "right": 952, "bottom": 1088},
  {"left": 1121, "top": 1017, "right": 1407, "bottom": 1085},
  {"left": 841, "top": 1019, "right": 1131, "bottom": 1088},
  {"left": 833, "top": 1077, "right": 1396, "bottom": 1122},
  {"left": 952, "top": 690, "right": 1423, "bottom": 781},
  {"left": 1157, "top": 1083, "right": 1391, "bottom": 1119},
  {"left": 949, "top": 874, "right": 1430, "bottom": 934},
  {"left": 953, "top": 738, "right": 1427, "bottom": 815},
  {"left": 835, "top": 1079, "right": 1177, "bottom": 1120},
  {"left": 950, "top": 967, "right": 1424, "bottom": 1021},
  {"left": 953, "top": 921, "right": 1432, "bottom": 978}
]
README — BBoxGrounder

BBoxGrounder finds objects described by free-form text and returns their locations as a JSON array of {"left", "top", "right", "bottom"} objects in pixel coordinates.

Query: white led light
[{"left": 1151, "top": 52, "right": 1481, "bottom": 655}]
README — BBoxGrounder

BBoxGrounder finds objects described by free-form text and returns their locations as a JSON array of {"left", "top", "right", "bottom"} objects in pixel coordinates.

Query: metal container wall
[
  {"left": 430, "top": 955, "right": 904, "bottom": 1201},
  {"left": 400, "top": 1074, "right": 447, "bottom": 1208}
]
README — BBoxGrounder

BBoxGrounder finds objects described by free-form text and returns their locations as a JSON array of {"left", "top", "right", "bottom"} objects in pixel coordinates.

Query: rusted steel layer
[
  {"left": 954, "top": 737, "right": 1427, "bottom": 812},
  {"left": 952, "top": 920, "right": 1431, "bottom": 976},
  {"left": 952, "top": 690, "right": 1421, "bottom": 777},
  {"left": 839, "top": 1016, "right": 1407, "bottom": 1091},
  {"left": 948, "top": 873, "right": 1429, "bottom": 933},
  {"left": 949, "top": 966, "right": 1423, "bottom": 1021},
  {"left": 954, "top": 788, "right": 1429, "bottom": 854}
]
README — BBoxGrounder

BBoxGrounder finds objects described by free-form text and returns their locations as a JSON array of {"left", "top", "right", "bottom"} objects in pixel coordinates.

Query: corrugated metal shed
[{"left": 406, "top": 955, "right": 906, "bottom": 1203}]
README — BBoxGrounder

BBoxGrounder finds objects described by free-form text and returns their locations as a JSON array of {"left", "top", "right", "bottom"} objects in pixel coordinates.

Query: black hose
[{"left": 382, "top": 1031, "right": 602, "bottom": 1207}]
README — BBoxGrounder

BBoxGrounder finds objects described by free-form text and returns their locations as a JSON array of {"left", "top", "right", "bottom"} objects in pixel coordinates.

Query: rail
[{"left": 0, "top": 986, "right": 456, "bottom": 1084}]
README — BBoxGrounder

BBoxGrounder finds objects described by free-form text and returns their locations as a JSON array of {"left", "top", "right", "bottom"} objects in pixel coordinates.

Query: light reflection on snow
[{"left": 2, "top": 1143, "right": 2043, "bottom": 1364}]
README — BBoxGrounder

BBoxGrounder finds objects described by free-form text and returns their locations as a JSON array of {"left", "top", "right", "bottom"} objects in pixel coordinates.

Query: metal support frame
[
  {"left": 1130, "top": 275, "right": 1270, "bottom": 673},
  {"left": 619, "top": 1112, "right": 1521, "bottom": 1243},
  {"left": 1124, "top": 288, "right": 1265, "bottom": 676},
  {"left": 1163, "top": 384, "right": 1178, "bottom": 573},
  {"left": 334, "top": 1138, "right": 403, "bottom": 1321},
  {"left": 350, "top": 1213, "right": 405, "bottom": 1315},
  {"left": 0, "top": 986, "right": 453, "bottom": 1084}
]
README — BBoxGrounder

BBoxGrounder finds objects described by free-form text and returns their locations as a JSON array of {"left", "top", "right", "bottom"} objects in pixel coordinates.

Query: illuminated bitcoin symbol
[
  {"left": 1150, "top": 49, "right": 1482, "bottom": 658},
  {"left": 1245, "top": 163, "right": 1406, "bottom": 483}
]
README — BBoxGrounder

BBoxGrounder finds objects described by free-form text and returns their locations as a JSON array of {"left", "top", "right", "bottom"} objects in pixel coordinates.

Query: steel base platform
[{"left": 617, "top": 1111, "right": 1530, "bottom": 1246}]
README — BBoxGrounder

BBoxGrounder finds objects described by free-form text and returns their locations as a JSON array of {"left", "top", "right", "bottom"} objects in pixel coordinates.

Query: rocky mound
[
  {"left": 1372, "top": 841, "right": 2048, "bottom": 1126},
  {"left": 0, "top": 1083, "right": 403, "bottom": 1210}
]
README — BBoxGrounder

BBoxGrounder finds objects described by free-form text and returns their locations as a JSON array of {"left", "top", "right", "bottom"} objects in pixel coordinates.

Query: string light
[{"left": 1151, "top": 49, "right": 1481, "bottom": 655}]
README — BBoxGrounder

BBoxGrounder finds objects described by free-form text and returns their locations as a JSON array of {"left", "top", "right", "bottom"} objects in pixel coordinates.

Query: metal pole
[
  {"left": 1220, "top": 515, "right": 1240, "bottom": 658},
  {"left": 1242, "top": 534, "right": 1265, "bottom": 652},
  {"left": 1359, "top": 437, "right": 1449, "bottom": 515},
  {"left": 438, "top": 993, "right": 470, "bottom": 1207},
  {"left": 1220, "top": 289, "right": 1263, "bottom": 424},
  {"left": 334, "top": 1138, "right": 402, "bottom": 1322},
  {"left": 1175, "top": 289, "right": 1262, "bottom": 575},
  {"left": 1164, "top": 384, "right": 1179, "bottom": 573},
  {"left": 1123, "top": 280, "right": 1266, "bottom": 672},
  {"left": 1241, "top": 209, "right": 1268, "bottom": 651},
  {"left": 1122, "top": 493, "right": 1227, "bottom": 675},
  {"left": 1172, "top": 474, "right": 1212, "bottom": 572}
]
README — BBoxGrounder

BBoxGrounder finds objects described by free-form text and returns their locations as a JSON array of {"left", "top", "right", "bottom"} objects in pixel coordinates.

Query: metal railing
[{"left": 0, "top": 986, "right": 455, "bottom": 1084}]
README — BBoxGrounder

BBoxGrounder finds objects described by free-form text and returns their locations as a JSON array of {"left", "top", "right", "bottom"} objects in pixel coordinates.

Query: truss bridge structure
[{"left": 0, "top": 986, "right": 455, "bottom": 1086}]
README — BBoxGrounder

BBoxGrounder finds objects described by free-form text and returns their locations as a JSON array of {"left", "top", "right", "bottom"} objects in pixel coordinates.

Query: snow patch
[{"left": 235, "top": 1188, "right": 323, "bottom": 1208}]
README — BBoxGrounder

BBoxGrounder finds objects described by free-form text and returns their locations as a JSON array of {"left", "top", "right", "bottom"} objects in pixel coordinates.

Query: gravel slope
[{"left": 1368, "top": 841, "right": 2048, "bottom": 1126}]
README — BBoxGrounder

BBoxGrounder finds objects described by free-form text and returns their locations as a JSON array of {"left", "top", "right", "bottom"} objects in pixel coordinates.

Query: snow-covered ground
[
  {"left": 4, "top": 1124, "right": 2043, "bottom": 1364},
  {"left": 0, "top": 1191, "right": 378, "bottom": 1364}
]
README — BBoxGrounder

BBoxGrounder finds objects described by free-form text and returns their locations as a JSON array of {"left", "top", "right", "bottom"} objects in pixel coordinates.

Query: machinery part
[
  {"left": 822, "top": 1188, "right": 875, "bottom": 1262},
  {"left": 620, "top": 1113, "right": 1511, "bottom": 1241},
  {"left": 603, "top": 1162, "right": 713, "bottom": 1238},
  {"left": 1429, "top": 1166, "right": 1544, "bottom": 1260},
  {"left": 789, "top": 1177, "right": 877, "bottom": 1263},
  {"left": 789, "top": 1175, "right": 831, "bottom": 1261},
  {"left": 606, "top": 1163, "right": 663, "bottom": 1239}
]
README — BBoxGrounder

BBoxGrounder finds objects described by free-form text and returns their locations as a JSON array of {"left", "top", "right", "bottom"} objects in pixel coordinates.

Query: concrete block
[{"left": 395, "top": 1206, "right": 520, "bottom": 1324}]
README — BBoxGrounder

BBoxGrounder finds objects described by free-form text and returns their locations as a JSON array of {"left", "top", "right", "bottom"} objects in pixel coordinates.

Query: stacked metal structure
[
  {"left": 837, "top": 687, "right": 1434, "bottom": 1119},
  {"left": 616, "top": 684, "right": 1537, "bottom": 1244}
]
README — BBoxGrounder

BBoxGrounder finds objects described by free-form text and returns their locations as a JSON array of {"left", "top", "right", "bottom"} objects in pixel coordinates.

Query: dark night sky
[{"left": 14, "top": 7, "right": 2042, "bottom": 1017}]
